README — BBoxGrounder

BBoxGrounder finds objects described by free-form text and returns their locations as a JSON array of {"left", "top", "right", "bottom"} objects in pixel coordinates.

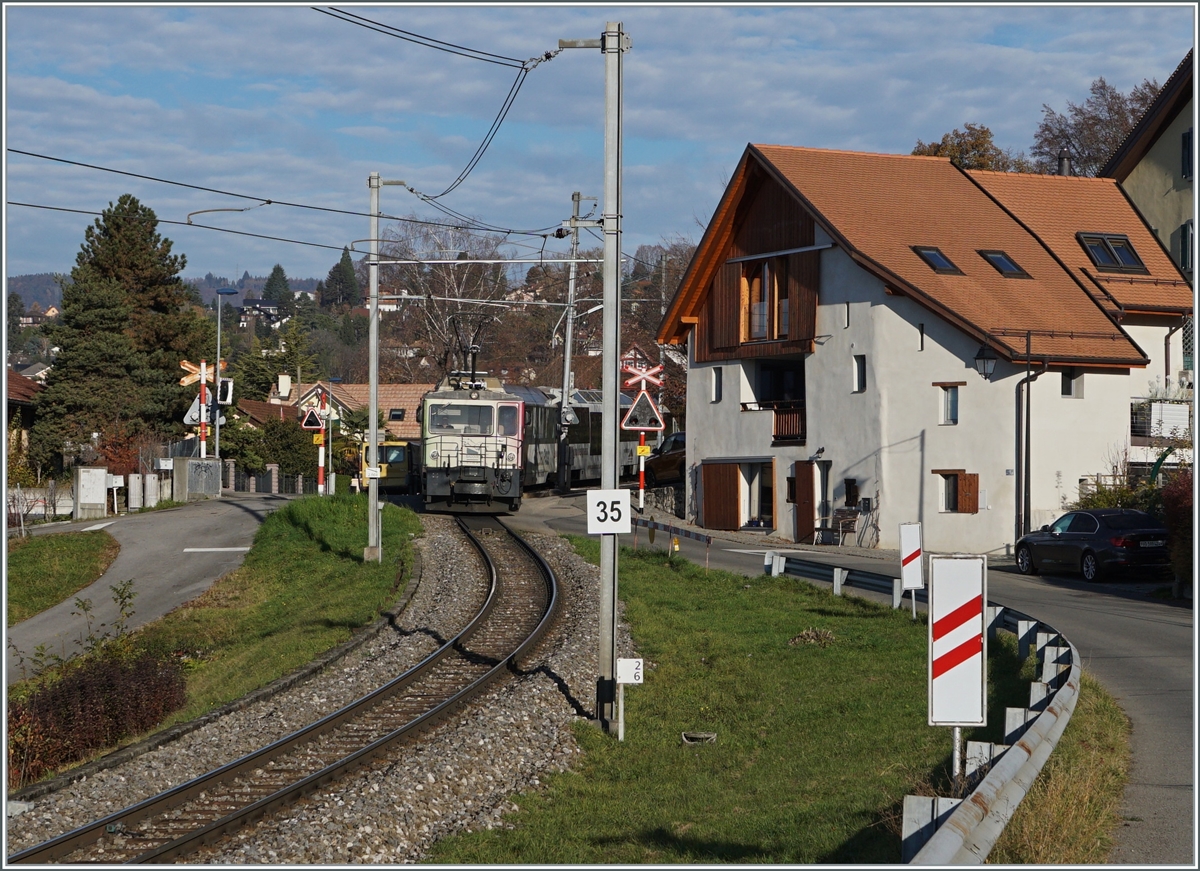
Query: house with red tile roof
[
  {"left": 6, "top": 369, "right": 43, "bottom": 452},
  {"left": 658, "top": 143, "right": 1192, "bottom": 556},
  {"left": 294, "top": 381, "right": 436, "bottom": 441}
]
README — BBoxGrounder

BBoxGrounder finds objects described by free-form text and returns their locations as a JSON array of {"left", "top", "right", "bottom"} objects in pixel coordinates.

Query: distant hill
[
  {"left": 6, "top": 274, "right": 64, "bottom": 311},
  {"left": 6, "top": 272, "right": 319, "bottom": 310}
]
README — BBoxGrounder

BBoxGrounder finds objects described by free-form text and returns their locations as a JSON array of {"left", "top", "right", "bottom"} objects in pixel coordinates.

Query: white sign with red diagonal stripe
[
  {"left": 900, "top": 522, "right": 923, "bottom": 590},
  {"left": 928, "top": 555, "right": 987, "bottom": 727}
]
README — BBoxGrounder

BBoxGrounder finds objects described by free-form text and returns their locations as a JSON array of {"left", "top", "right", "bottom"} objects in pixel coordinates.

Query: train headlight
[
  {"left": 430, "top": 450, "right": 439, "bottom": 460},
  {"left": 506, "top": 452, "right": 516, "bottom": 464}
]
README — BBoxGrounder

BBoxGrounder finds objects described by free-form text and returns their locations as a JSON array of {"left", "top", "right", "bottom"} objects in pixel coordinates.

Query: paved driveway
[{"left": 6, "top": 494, "right": 288, "bottom": 686}]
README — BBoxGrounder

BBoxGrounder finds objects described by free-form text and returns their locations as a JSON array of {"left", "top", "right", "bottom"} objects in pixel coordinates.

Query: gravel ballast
[{"left": 6, "top": 515, "right": 630, "bottom": 863}]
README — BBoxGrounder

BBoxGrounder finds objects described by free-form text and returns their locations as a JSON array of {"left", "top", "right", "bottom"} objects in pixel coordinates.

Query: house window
[
  {"left": 757, "top": 360, "right": 804, "bottom": 403},
  {"left": 942, "top": 385, "right": 959, "bottom": 424},
  {"left": 844, "top": 478, "right": 859, "bottom": 508},
  {"left": 1181, "top": 220, "right": 1194, "bottom": 273},
  {"left": 1077, "top": 233, "right": 1147, "bottom": 273},
  {"left": 1061, "top": 368, "right": 1084, "bottom": 398},
  {"left": 388, "top": 408, "right": 406, "bottom": 422},
  {"left": 742, "top": 257, "right": 788, "bottom": 341},
  {"left": 1184, "top": 128, "right": 1193, "bottom": 180},
  {"left": 979, "top": 250, "right": 1030, "bottom": 278},
  {"left": 844, "top": 301, "right": 851, "bottom": 329},
  {"left": 712, "top": 366, "right": 723, "bottom": 403},
  {"left": 853, "top": 355, "right": 867, "bottom": 393},
  {"left": 932, "top": 469, "right": 979, "bottom": 514},
  {"left": 913, "top": 246, "right": 963, "bottom": 275}
]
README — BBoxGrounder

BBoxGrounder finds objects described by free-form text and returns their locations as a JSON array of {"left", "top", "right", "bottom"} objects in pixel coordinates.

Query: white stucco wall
[
  {"left": 1119, "top": 100, "right": 1194, "bottom": 273},
  {"left": 683, "top": 244, "right": 1186, "bottom": 556}
]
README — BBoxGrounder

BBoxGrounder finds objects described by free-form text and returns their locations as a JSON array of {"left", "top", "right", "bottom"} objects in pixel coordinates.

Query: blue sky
[{"left": 4, "top": 4, "right": 1195, "bottom": 284}]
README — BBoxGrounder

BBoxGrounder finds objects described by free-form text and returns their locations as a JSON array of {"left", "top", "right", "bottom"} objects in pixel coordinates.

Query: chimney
[
  {"left": 1057, "top": 146, "right": 1072, "bottom": 177},
  {"left": 277, "top": 373, "right": 291, "bottom": 402}
]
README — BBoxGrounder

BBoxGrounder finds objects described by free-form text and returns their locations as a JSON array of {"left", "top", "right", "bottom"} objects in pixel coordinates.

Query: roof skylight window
[
  {"left": 979, "top": 250, "right": 1030, "bottom": 278},
  {"left": 1078, "top": 233, "right": 1147, "bottom": 273},
  {"left": 913, "top": 246, "right": 963, "bottom": 275}
]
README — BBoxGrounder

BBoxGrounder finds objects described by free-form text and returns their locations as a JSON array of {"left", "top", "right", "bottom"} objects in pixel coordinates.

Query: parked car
[
  {"left": 1014, "top": 508, "right": 1170, "bottom": 581},
  {"left": 644, "top": 431, "right": 686, "bottom": 487}
]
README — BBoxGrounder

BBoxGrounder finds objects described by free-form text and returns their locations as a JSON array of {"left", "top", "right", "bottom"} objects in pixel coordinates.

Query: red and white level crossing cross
[{"left": 927, "top": 556, "right": 987, "bottom": 727}]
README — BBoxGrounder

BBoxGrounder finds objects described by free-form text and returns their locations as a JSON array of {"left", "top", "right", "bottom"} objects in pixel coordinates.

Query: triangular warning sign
[
  {"left": 300, "top": 408, "right": 324, "bottom": 430},
  {"left": 621, "top": 390, "right": 665, "bottom": 431}
]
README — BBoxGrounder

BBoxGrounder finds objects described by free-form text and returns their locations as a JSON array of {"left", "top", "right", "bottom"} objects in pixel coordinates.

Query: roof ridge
[
  {"left": 752, "top": 143, "right": 949, "bottom": 162},
  {"left": 968, "top": 169, "right": 1117, "bottom": 184}
]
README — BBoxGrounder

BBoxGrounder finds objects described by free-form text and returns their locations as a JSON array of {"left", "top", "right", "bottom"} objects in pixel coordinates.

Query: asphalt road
[
  {"left": 512, "top": 491, "right": 1194, "bottom": 866},
  {"left": 6, "top": 494, "right": 288, "bottom": 686}
]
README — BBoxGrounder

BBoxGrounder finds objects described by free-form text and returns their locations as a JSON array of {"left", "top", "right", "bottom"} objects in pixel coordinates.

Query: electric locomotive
[{"left": 420, "top": 371, "right": 524, "bottom": 513}]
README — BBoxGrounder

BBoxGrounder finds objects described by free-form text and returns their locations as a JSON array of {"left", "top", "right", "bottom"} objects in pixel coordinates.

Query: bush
[
  {"left": 7, "top": 651, "right": 186, "bottom": 790},
  {"left": 1161, "top": 469, "right": 1193, "bottom": 582},
  {"left": 1073, "top": 478, "right": 1162, "bottom": 519}
]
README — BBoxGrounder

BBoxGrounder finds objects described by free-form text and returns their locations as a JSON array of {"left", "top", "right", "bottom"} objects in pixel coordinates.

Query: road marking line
[
  {"left": 81, "top": 522, "right": 115, "bottom": 531},
  {"left": 183, "top": 547, "right": 251, "bottom": 552}
]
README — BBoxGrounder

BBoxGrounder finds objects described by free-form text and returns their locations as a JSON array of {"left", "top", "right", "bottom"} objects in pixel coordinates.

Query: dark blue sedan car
[{"left": 1015, "top": 508, "right": 1170, "bottom": 581}]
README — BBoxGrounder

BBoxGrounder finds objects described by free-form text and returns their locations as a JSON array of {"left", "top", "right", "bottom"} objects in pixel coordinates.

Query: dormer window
[
  {"left": 979, "top": 250, "right": 1030, "bottom": 278},
  {"left": 1078, "top": 233, "right": 1147, "bottom": 273},
  {"left": 913, "top": 246, "right": 963, "bottom": 275}
]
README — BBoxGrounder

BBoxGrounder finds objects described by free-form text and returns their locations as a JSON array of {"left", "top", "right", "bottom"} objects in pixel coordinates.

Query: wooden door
[
  {"left": 792, "top": 460, "right": 815, "bottom": 543},
  {"left": 701, "top": 462, "right": 740, "bottom": 530}
]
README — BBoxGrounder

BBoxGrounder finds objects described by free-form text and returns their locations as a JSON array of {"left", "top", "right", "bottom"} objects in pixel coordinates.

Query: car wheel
[
  {"left": 1016, "top": 544, "right": 1037, "bottom": 575},
  {"left": 1081, "top": 551, "right": 1102, "bottom": 582},
  {"left": 646, "top": 468, "right": 658, "bottom": 488}
]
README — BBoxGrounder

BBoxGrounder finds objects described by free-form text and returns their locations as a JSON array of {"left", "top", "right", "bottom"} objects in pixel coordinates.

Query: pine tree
[
  {"left": 262, "top": 263, "right": 294, "bottom": 318},
  {"left": 322, "top": 247, "right": 361, "bottom": 310},
  {"left": 29, "top": 277, "right": 143, "bottom": 471},
  {"left": 70, "top": 194, "right": 212, "bottom": 431}
]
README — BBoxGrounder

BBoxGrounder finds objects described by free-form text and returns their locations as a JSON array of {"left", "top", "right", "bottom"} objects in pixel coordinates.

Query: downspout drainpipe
[
  {"left": 1165, "top": 319, "right": 1184, "bottom": 389},
  {"left": 1015, "top": 357, "right": 1048, "bottom": 541}
]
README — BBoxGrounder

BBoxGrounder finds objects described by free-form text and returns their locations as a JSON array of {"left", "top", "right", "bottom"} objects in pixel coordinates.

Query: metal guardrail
[{"left": 777, "top": 555, "right": 1079, "bottom": 863}]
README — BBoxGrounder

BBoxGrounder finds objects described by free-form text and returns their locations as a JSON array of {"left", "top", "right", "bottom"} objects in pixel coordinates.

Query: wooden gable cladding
[
  {"left": 731, "top": 163, "right": 815, "bottom": 258},
  {"left": 695, "top": 164, "right": 821, "bottom": 363}
]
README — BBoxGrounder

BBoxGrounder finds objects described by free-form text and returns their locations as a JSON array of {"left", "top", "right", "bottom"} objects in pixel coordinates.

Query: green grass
[
  {"left": 6, "top": 532, "right": 120, "bottom": 627},
  {"left": 8, "top": 495, "right": 422, "bottom": 731},
  {"left": 425, "top": 540, "right": 1031, "bottom": 864},
  {"left": 989, "top": 669, "right": 1131, "bottom": 863}
]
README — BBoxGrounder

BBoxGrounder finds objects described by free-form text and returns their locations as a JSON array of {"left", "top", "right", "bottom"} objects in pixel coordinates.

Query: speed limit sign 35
[{"left": 587, "top": 489, "right": 631, "bottom": 535}]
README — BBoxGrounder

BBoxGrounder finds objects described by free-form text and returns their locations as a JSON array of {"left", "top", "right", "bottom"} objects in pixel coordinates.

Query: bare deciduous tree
[{"left": 1032, "top": 76, "right": 1161, "bottom": 176}]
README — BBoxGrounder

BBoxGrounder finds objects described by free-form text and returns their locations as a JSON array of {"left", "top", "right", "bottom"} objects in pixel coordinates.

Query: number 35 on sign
[{"left": 587, "top": 489, "right": 631, "bottom": 535}]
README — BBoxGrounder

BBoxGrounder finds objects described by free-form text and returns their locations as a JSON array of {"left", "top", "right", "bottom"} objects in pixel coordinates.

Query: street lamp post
[{"left": 214, "top": 286, "right": 238, "bottom": 465}]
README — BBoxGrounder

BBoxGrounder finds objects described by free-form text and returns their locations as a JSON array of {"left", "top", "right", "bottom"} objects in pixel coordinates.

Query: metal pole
[
  {"left": 597, "top": 20, "right": 627, "bottom": 733},
  {"left": 557, "top": 192, "right": 582, "bottom": 494},
  {"left": 1023, "top": 331, "right": 1031, "bottom": 536},
  {"left": 366, "top": 173, "right": 381, "bottom": 562},
  {"left": 215, "top": 301, "right": 223, "bottom": 461}
]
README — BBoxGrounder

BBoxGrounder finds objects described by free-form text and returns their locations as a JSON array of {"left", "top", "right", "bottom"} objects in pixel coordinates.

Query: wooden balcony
[{"left": 740, "top": 399, "right": 806, "bottom": 444}]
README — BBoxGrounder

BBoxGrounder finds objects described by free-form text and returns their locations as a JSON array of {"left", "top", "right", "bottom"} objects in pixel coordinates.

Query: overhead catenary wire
[
  {"left": 316, "top": 6, "right": 560, "bottom": 201},
  {"left": 7, "top": 148, "right": 561, "bottom": 238}
]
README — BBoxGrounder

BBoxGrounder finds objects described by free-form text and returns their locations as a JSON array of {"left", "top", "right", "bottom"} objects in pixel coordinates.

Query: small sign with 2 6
[{"left": 587, "top": 488, "right": 631, "bottom": 535}]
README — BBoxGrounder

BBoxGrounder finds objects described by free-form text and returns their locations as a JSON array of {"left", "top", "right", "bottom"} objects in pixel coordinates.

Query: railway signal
[{"left": 621, "top": 363, "right": 665, "bottom": 510}]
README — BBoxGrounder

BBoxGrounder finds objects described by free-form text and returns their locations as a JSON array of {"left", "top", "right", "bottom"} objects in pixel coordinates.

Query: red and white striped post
[
  {"left": 928, "top": 555, "right": 987, "bottom": 780},
  {"left": 199, "top": 359, "right": 208, "bottom": 459},
  {"left": 638, "top": 432, "right": 646, "bottom": 509},
  {"left": 317, "top": 388, "right": 326, "bottom": 495}
]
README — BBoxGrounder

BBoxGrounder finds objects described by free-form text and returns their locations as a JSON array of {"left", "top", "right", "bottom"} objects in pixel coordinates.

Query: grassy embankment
[
  {"left": 425, "top": 537, "right": 1130, "bottom": 865},
  {"left": 7, "top": 532, "right": 120, "bottom": 627},
  {"left": 8, "top": 494, "right": 422, "bottom": 738}
]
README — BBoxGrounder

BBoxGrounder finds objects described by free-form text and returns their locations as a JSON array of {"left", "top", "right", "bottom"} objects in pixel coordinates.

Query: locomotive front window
[
  {"left": 428, "top": 403, "right": 494, "bottom": 434},
  {"left": 498, "top": 405, "right": 519, "bottom": 437}
]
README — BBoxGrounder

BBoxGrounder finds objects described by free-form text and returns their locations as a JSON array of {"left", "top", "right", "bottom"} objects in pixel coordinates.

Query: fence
[{"left": 775, "top": 556, "right": 1079, "bottom": 863}]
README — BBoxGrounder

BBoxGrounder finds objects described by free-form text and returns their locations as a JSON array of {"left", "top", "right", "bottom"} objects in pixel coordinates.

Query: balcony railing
[
  {"left": 740, "top": 399, "right": 806, "bottom": 444},
  {"left": 1130, "top": 398, "right": 1193, "bottom": 444}
]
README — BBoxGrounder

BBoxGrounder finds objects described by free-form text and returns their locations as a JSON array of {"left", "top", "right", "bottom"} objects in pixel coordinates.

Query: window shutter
[
  {"left": 710, "top": 262, "right": 741, "bottom": 350},
  {"left": 958, "top": 473, "right": 979, "bottom": 514}
]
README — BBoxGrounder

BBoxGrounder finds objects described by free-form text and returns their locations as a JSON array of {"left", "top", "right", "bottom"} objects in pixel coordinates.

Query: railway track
[{"left": 8, "top": 517, "right": 558, "bottom": 865}]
